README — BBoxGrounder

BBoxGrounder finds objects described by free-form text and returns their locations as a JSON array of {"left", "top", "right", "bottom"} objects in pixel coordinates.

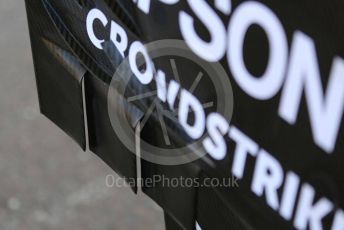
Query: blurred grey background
[{"left": 0, "top": 2, "right": 164, "bottom": 229}]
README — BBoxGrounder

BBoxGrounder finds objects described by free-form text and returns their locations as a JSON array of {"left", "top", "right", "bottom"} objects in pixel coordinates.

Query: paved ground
[{"left": 0, "top": 2, "right": 164, "bottom": 229}]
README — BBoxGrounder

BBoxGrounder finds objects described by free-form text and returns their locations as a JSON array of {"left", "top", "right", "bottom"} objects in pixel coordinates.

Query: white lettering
[
  {"left": 128, "top": 41, "right": 154, "bottom": 85},
  {"left": 227, "top": 1, "right": 288, "bottom": 100},
  {"left": 110, "top": 20, "right": 128, "bottom": 57},
  {"left": 251, "top": 150, "right": 284, "bottom": 210},
  {"left": 294, "top": 183, "right": 333, "bottom": 230},
  {"left": 279, "top": 32, "right": 344, "bottom": 153},
  {"left": 229, "top": 126, "right": 259, "bottom": 178},
  {"left": 178, "top": 89, "right": 206, "bottom": 139},
  {"left": 86, "top": 9, "right": 108, "bottom": 50},
  {"left": 179, "top": 0, "right": 226, "bottom": 62},
  {"left": 203, "top": 113, "right": 229, "bottom": 160}
]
